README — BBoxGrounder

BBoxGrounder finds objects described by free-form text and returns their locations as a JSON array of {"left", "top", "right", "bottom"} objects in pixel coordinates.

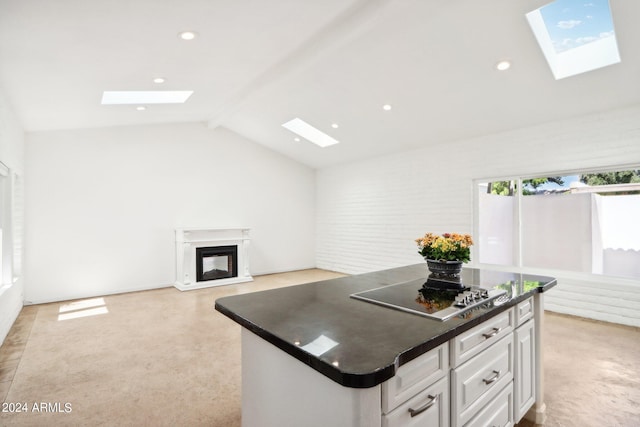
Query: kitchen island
[{"left": 215, "top": 264, "right": 556, "bottom": 427}]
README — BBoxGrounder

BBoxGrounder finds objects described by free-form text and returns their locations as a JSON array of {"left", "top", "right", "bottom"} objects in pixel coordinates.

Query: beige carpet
[
  {"left": 0, "top": 269, "right": 638, "bottom": 426},
  {"left": 0, "top": 270, "right": 344, "bottom": 426},
  {"left": 542, "top": 313, "right": 640, "bottom": 427}
]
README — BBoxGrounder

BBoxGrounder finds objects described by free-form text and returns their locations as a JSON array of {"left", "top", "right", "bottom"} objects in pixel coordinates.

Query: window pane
[
  {"left": 521, "top": 170, "right": 640, "bottom": 279},
  {"left": 477, "top": 182, "right": 516, "bottom": 266},
  {"left": 477, "top": 169, "right": 640, "bottom": 279},
  {"left": 521, "top": 190, "right": 592, "bottom": 272}
]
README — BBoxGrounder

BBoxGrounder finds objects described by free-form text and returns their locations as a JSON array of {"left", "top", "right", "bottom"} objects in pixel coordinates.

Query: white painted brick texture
[{"left": 317, "top": 105, "right": 640, "bottom": 326}]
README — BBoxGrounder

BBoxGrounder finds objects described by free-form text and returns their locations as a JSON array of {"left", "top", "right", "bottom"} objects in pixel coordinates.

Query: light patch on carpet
[{"left": 58, "top": 298, "right": 109, "bottom": 321}]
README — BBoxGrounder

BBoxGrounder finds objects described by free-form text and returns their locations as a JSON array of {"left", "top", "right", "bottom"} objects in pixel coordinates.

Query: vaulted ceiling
[{"left": 1, "top": 0, "right": 639, "bottom": 168}]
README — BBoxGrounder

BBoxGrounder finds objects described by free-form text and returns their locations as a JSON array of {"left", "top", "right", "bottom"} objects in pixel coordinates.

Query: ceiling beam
[{"left": 207, "top": 0, "right": 398, "bottom": 130}]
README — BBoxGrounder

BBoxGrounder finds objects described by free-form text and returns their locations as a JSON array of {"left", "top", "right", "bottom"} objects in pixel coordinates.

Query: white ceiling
[{"left": 1, "top": 0, "right": 639, "bottom": 168}]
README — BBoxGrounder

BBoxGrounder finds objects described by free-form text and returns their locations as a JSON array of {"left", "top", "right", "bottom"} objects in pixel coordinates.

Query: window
[
  {"left": 0, "top": 164, "right": 22, "bottom": 288},
  {"left": 476, "top": 168, "right": 640, "bottom": 279},
  {"left": 12, "top": 173, "right": 23, "bottom": 281},
  {"left": 526, "top": 0, "right": 620, "bottom": 80},
  {"left": 0, "top": 162, "right": 8, "bottom": 285}
]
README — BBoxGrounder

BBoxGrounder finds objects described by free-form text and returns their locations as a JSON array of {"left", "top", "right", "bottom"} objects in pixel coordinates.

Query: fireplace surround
[{"left": 174, "top": 227, "right": 252, "bottom": 291}]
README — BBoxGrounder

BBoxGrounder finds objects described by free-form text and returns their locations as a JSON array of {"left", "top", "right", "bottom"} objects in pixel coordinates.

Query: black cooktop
[{"left": 350, "top": 277, "right": 508, "bottom": 321}]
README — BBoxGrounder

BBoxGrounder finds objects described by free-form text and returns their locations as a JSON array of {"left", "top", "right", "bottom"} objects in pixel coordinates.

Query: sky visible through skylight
[
  {"left": 526, "top": 0, "right": 620, "bottom": 79},
  {"left": 540, "top": 0, "right": 615, "bottom": 53}
]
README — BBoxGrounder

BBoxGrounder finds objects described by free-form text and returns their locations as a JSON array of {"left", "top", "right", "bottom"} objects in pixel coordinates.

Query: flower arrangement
[{"left": 415, "top": 232, "right": 474, "bottom": 263}]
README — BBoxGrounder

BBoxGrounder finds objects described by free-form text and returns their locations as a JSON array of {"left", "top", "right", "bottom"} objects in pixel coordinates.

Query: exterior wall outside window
[{"left": 478, "top": 180, "right": 640, "bottom": 281}]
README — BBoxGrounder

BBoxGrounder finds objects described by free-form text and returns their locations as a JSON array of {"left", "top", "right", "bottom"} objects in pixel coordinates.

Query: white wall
[
  {"left": 317, "top": 104, "right": 640, "bottom": 326},
  {"left": 25, "top": 123, "right": 316, "bottom": 304},
  {"left": 0, "top": 87, "right": 25, "bottom": 344}
]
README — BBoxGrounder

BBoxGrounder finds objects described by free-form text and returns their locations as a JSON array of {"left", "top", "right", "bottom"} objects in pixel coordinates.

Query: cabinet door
[
  {"left": 382, "top": 375, "right": 449, "bottom": 427},
  {"left": 465, "top": 383, "right": 514, "bottom": 427},
  {"left": 451, "top": 334, "right": 514, "bottom": 427},
  {"left": 514, "top": 319, "right": 535, "bottom": 422},
  {"left": 381, "top": 342, "right": 448, "bottom": 414},
  {"left": 515, "top": 297, "right": 534, "bottom": 327}
]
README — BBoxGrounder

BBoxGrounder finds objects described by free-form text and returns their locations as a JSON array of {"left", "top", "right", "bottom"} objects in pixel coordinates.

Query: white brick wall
[{"left": 317, "top": 104, "right": 640, "bottom": 326}]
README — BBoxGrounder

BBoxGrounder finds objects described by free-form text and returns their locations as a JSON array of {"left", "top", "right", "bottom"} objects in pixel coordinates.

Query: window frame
[{"left": 472, "top": 163, "right": 640, "bottom": 283}]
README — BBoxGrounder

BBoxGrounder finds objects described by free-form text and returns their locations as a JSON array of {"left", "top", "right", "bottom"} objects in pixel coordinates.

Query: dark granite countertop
[{"left": 215, "top": 264, "right": 556, "bottom": 388}]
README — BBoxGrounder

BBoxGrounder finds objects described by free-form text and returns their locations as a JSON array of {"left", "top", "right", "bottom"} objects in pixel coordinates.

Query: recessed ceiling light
[
  {"left": 331, "top": 123, "right": 339, "bottom": 129},
  {"left": 153, "top": 77, "right": 165, "bottom": 84},
  {"left": 496, "top": 61, "right": 511, "bottom": 71},
  {"left": 101, "top": 91, "right": 193, "bottom": 105},
  {"left": 136, "top": 106, "right": 146, "bottom": 111},
  {"left": 382, "top": 104, "right": 392, "bottom": 111},
  {"left": 282, "top": 118, "right": 340, "bottom": 148},
  {"left": 178, "top": 31, "right": 197, "bottom": 40},
  {"left": 294, "top": 137, "right": 301, "bottom": 142}
]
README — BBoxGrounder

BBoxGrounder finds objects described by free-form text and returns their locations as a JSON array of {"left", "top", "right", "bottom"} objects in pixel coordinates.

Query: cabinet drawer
[
  {"left": 465, "top": 383, "right": 514, "bottom": 427},
  {"left": 451, "top": 334, "right": 514, "bottom": 427},
  {"left": 382, "top": 375, "right": 449, "bottom": 427},
  {"left": 451, "top": 308, "right": 514, "bottom": 367},
  {"left": 382, "top": 342, "right": 448, "bottom": 413},
  {"left": 515, "top": 297, "right": 534, "bottom": 327}
]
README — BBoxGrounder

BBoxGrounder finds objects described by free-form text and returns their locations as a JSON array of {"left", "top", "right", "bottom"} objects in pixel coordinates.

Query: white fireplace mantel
[{"left": 174, "top": 227, "right": 253, "bottom": 291}]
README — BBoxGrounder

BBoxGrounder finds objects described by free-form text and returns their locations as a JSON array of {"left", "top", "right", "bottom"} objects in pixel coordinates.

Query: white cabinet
[
  {"left": 382, "top": 308, "right": 525, "bottom": 427},
  {"left": 515, "top": 297, "right": 533, "bottom": 327},
  {"left": 465, "top": 383, "right": 514, "bottom": 427},
  {"left": 383, "top": 376, "right": 449, "bottom": 427},
  {"left": 451, "top": 333, "right": 514, "bottom": 427},
  {"left": 239, "top": 297, "right": 545, "bottom": 427},
  {"left": 450, "top": 309, "right": 514, "bottom": 367},
  {"left": 514, "top": 298, "right": 536, "bottom": 422},
  {"left": 383, "top": 301, "right": 540, "bottom": 427},
  {"left": 381, "top": 342, "right": 449, "bottom": 427},
  {"left": 382, "top": 342, "right": 449, "bottom": 413},
  {"left": 241, "top": 329, "right": 383, "bottom": 427}
]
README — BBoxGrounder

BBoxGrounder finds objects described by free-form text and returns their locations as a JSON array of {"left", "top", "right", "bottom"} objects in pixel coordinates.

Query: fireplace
[
  {"left": 174, "top": 227, "right": 252, "bottom": 291},
  {"left": 196, "top": 245, "right": 237, "bottom": 282}
]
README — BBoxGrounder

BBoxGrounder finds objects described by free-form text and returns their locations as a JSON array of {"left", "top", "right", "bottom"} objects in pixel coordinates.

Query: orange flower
[{"left": 415, "top": 232, "right": 473, "bottom": 262}]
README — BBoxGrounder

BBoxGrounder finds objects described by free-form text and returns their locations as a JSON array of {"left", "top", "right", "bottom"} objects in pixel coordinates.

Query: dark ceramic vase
[{"left": 425, "top": 258, "right": 463, "bottom": 278}]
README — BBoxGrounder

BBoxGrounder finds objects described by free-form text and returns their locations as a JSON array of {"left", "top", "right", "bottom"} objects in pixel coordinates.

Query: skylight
[
  {"left": 101, "top": 91, "right": 193, "bottom": 105},
  {"left": 282, "top": 118, "right": 340, "bottom": 148},
  {"left": 526, "top": 0, "right": 620, "bottom": 80}
]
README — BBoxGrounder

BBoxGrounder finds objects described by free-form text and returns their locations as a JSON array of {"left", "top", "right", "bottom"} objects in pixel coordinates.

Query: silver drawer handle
[
  {"left": 482, "top": 327, "right": 501, "bottom": 339},
  {"left": 483, "top": 370, "right": 501, "bottom": 384},
  {"left": 408, "top": 394, "right": 438, "bottom": 417}
]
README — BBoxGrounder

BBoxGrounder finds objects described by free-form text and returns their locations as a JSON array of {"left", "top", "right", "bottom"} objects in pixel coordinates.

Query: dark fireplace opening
[{"left": 196, "top": 245, "right": 238, "bottom": 282}]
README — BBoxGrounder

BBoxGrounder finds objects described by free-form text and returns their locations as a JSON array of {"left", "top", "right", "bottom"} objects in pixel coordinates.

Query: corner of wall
[
  {"left": 0, "top": 87, "right": 27, "bottom": 344},
  {"left": 0, "top": 280, "right": 24, "bottom": 345}
]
